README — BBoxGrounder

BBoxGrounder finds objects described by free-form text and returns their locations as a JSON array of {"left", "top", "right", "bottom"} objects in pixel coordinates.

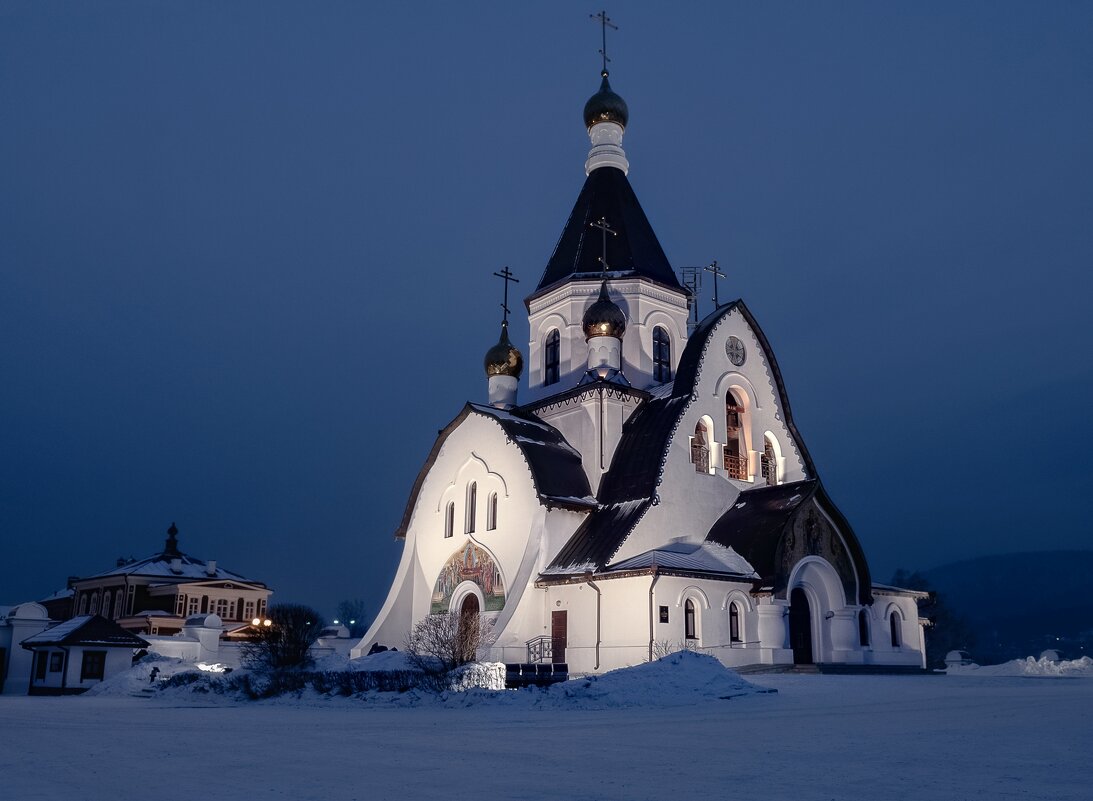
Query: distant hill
[{"left": 919, "top": 551, "right": 1093, "bottom": 664}]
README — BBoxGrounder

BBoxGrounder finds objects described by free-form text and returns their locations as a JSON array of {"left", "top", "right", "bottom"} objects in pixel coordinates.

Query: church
[{"left": 354, "top": 63, "right": 928, "bottom": 673}]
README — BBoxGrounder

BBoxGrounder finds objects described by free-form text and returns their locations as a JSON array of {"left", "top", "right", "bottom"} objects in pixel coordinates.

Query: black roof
[
  {"left": 394, "top": 404, "right": 595, "bottom": 539},
  {"left": 527, "top": 166, "right": 684, "bottom": 302},
  {"left": 21, "top": 615, "right": 150, "bottom": 650},
  {"left": 705, "top": 480, "right": 818, "bottom": 579}
]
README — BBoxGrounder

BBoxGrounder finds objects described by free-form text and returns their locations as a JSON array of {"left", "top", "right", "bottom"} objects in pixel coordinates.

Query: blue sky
[{"left": 2, "top": 2, "right": 1091, "bottom": 618}]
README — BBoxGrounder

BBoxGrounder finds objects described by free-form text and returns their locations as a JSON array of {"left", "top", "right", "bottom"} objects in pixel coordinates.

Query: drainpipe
[
  {"left": 585, "top": 573, "right": 601, "bottom": 670},
  {"left": 647, "top": 568, "right": 661, "bottom": 662}
]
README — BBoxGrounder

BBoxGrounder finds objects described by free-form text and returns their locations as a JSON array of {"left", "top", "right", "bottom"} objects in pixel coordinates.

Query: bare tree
[
  {"left": 243, "top": 603, "right": 325, "bottom": 670},
  {"left": 335, "top": 598, "right": 369, "bottom": 638},
  {"left": 405, "top": 612, "right": 492, "bottom": 675}
]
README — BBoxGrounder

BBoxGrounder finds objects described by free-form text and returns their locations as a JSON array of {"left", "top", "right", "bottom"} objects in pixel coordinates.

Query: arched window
[
  {"left": 761, "top": 436, "right": 779, "bottom": 486},
  {"left": 889, "top": 610, "right": 902, "bottom": 648},
  {"left": 114, "top": 592, "right": 124, "bottom": 619},
  {"left": 652, "top": 326, "right": 672, "bottom": 383},
  {"left": 859, "top": 609, "right": 871, "bottom": 647},
  {"left": 89, "top": 592, "right": 100, "bottom": 615},
  {"left": 444, "top": 501, "right": 455, "bottom": 538},
  {"left": 729, "top": 602, "right": 742, "bottom": 643},
  {"left": 486, "top": 492, "right": 498, "bottom": 530},
  {"left": 79, "top": 594, "right": 88, "bottom": 615},
  {"left": 724, "top": 392, "right": 748, "bottom": 479},
  {"left": 102, "top": 591, "right": 112, "bottom": 618},
  {"left": 544, "top": 329, "right": 560, "bottom": 386},
  {"left": 691, "top": 420, "right": 711, "bottom": 473},
  {"left": 684, "top": 599, "right": 697, "bottom": 639},
  {"left": 466, "top": 482, "right": 477, "bottom": 533}
]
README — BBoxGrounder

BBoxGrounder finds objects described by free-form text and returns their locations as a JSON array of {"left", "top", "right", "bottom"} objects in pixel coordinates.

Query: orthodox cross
[
  {"left": 589, "top": 216, "right": 617, "bottom": 274},
  {"left": 704, "top": 259, "right": 727, "bottom": 308},
  {"left": 590, "top": 10, "right": 617, "bottom": 74},
  {"left": 493, "top": 266, "right": 519, "bottom": 324}
]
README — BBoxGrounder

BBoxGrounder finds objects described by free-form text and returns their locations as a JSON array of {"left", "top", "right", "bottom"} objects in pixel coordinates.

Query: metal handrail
[
  {"left": 723, "top": 452, "right": 748, "bottom": 479},
  {"left": 526, "top": 635, "right": 553, "bottom": 664}
]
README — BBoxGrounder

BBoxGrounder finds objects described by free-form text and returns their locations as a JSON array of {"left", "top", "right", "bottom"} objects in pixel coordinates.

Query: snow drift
[{"left": 947, "top": 655, "right": 1093, "bottom": 678}]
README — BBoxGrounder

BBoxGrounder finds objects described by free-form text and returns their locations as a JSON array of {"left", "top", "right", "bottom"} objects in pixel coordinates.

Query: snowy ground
[{"left": 2, "top": 670, "right": 1091, "bottom": 800}]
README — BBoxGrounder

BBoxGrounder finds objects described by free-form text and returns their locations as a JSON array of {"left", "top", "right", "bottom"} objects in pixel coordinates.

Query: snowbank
[
  {"left": 947, "top": 655, "right": 1093, "bottom": 678},
  {"left": 85, "top": 653, "right": 203, "bottom": 697},
  {"left": 144, "top": 650, "right": 769, "bottom": 708}
]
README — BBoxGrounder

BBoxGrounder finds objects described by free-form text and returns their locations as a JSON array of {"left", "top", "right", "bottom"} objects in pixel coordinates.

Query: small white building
[
  {"left": 0, "top": 603, "right": 53, "bottom": 694},
  {"left": 355, "top": 66, "right": 929, "bottom": 673},
  {"left": 20, "top": 615, "right": 148, "bottom": 695}
]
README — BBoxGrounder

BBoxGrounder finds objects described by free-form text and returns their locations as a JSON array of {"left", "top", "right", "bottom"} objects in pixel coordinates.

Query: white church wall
[
  {"left": 611, "top": 307, "right": 809, "bottom": 565},
  {"left": 525, "top": 278, "right": 689, "bottom": 403},
  {"left": 353, "top": 414, "right": 548, "bottom": 659}
]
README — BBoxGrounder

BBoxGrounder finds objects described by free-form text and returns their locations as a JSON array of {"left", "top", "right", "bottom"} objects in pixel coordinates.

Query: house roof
[
  {"left": 82, "top": 552, "right": 261, "bottom": 584},
  {"left": 395, "top": 403, "right": 596, "bottom": 539},
  {"left": 21, "top": 615, "right": 149, "bottom": 649},
  {"left": 527, "top": 166, "right": 684, "bottom": 302}
]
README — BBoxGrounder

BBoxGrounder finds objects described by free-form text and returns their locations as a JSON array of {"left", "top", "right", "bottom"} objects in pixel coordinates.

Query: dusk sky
[{"left": 2, "top": 2, "right": 1091, "bottom": 620}]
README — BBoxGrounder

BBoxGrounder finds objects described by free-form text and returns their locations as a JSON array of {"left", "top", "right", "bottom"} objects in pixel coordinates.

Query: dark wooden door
[
  {"left": 551, "top": 610, "right": 567, "bottom": 664},
  {"left": 789, "top": 588, "right": 813, "bottom": 665}
]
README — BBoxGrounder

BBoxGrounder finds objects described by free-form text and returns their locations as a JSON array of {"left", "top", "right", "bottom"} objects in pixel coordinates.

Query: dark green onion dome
[
  {"left": 583, "top": 71, "right": 629, "bottom": 130},
  {"left": 484, "top": 321, "right": 524, "bottom": 378},
  {"left": 582, "top": 281, "right": 627, "bottom": 340}
]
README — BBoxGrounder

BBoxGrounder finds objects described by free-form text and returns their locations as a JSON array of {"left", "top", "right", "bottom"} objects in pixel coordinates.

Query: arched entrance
[
  {"left": 457, "top": 593, "right": 480, "bottom": 663},
  {"left": 789, "top": 588, "right": 814, "bottom": 665}
]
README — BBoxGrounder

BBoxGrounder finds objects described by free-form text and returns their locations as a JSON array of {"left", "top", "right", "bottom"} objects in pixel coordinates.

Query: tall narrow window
[
  {"left": 102, "top": 591, "right": 113, "bottom": 618},
  {"left": 684, "top": 599, "right": 697, "bottom": 640},
  {"left": 724, "top": 393, "right": 747, "bottom": 479},
  {"left": 729, "top": 603, "right": 741, "bottom": 643},
  {"left": 761, "top": 436, "right": 778, "bottom": 486},
  {"left": 890, "top": 611, "right": 902, "bottom": 648},
  {"left": 79, "top": 594, "right": 88, "bottom": 615},
  {"left": 466, "top": 482, "right": 477, "bottom": 534},
  {"left": 859, "top": 609, "right": 871, "bottom": 647},
  {"left": 544, "top": 329, "right": 560, "bottom": 386},
  {"left": 89, "top": 592, "right": 100, "bottom": 615},
  {"left": 114, "top": 592, "right": 124, "bottom": 619},
  {"left": 487, "top": 492, "right": 498, "bottom": 530},
  {"left": 691, "top": 420, "right": 711, "bottom": 473},
  {"left": 444, "top": 501, "right": 455, "bottom": 538},
  {"left": 652, "top": 326, "right": 672, "bottom": 383}
]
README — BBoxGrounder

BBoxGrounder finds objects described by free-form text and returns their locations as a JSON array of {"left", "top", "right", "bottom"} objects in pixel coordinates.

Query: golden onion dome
[
  {"left": 583, "top": 71, "right": 629, "bottom": 130},
  {"left": 582, "top": 281, "right": 627, "bottom": 340},
  {"left": 484, "top": 321, "right": 524, "bottom": 378}
]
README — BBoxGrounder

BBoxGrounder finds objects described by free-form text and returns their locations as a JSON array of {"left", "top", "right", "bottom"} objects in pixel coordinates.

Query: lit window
[
  {"left": 653, "top": 326, "right": 672, "bottom": 383},
  {"left": 729, "top": 603, "right": 741, "bottom": 643},
  {"left": 691, "top": 420, "right": 711, "bottom": 473},
  {"left": 487, "top": 492, "right": 498, "bottom": 531},
  {"left": 761, "top": 436, "right": 779, "bottom": 486},
  {"left": 544, "top": 330, "right": 560, "bottom": 386},
  {"left": 724, "top": 393, "right": 747, "bottom": 479},
  {"left": 466, "top": 482, "right": 477, "bottom": 534},
  {"left": 444, "top": 501, "right": 455, "bottom": 538}
]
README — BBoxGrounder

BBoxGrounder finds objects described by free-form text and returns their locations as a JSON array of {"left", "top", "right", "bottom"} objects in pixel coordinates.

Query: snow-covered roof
[
  {"left": 38, "top": 587, "right": 73, "bottom": 602},
  {"left": 21, "top": 615, "right": 149, "bottom": 649},
  {"left": 607, "top": 541, "right": 758, "bottom": 577},
  {"left": 84, "top": 552, "right": 260, "bottom": 584}
]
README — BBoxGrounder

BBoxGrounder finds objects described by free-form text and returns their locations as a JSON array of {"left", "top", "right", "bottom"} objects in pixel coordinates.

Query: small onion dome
[
  {"left": 582, "top": 281, "right": 627, "bottom": 340},
  {"left": 583, "top": 71, "right": 629, "bottom": 130},
  {"left": 484, "top": 321, "right": 524, "bottom": 379}
]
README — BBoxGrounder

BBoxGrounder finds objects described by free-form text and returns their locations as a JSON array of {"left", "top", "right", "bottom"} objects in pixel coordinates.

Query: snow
[
  {"left": 3, "top": 669, "right": 1092, "bottom": 800},
  {"left": 947, "top": 655, "right": 1093, "bottom": 678},
  {"left": 20, "top": 615, "right": 94, "bottom": 644}
]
